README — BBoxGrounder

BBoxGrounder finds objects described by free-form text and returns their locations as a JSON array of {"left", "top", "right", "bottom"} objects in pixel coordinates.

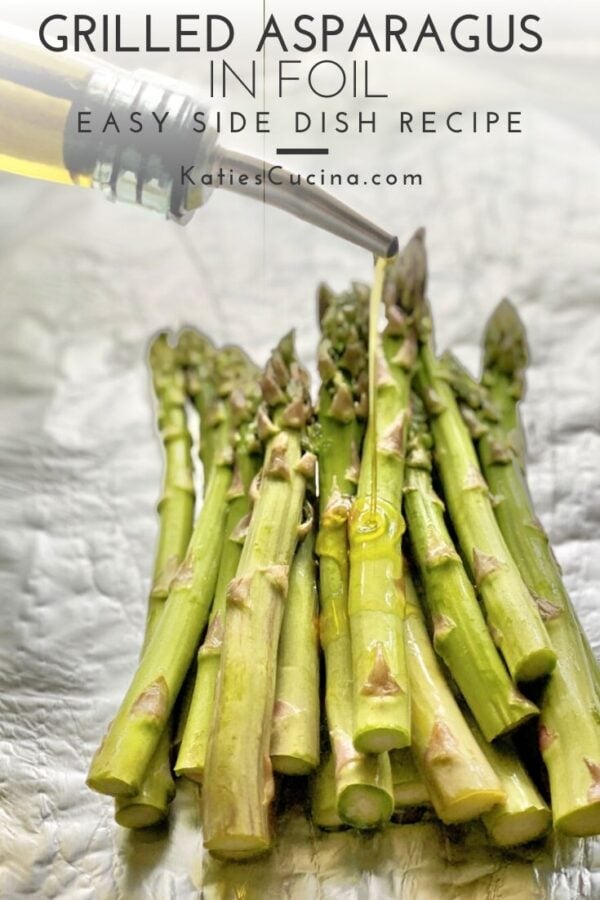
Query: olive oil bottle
[{"left": 0, "top": 22, "right": 397, "bottom": 254}]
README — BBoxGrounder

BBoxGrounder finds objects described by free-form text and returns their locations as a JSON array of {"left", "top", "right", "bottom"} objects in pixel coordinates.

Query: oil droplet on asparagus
[{"left": 367, "top": 256, "right": 389, "bottom": 524}]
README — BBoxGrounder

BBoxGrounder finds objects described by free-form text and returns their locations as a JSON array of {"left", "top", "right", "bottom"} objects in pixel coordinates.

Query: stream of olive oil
[{"left": 367, "top": 256, "right": 389, "bottom": 522}]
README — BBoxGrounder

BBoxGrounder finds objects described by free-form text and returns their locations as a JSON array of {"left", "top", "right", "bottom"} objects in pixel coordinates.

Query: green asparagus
[
  {"left": 407, "top": 231, "right": 555, "bottom": 682},
  {"left": 88, "top": 345, "right": 251, "bottom": 797},
  {"left": 115, "top": 332, "right": 195, "bottom": 827},
  {"left": 202, "top": 333, "right": 315, "bottom": 859},
  {"left": 469, "top": 721, "right": 551, "bottom": 847},
  {"left": 389, "top": 749, "right": 430, "bottom": 809},
  {"left": 404, "top": 568, "right": 506, "bottom": 824},
  {"left": 175, "top": 397, "right": 262, "bottom": 781},
  {"left": 404, "top": 393, "right": 537, "bottom": 740},
  {"left": 477, "top": 301, "right": 600, "bottom": 836},
  {"left": 316, "top": 284, "right": 394, "bottom": 829},
  {"left": 176, "top": 328, "right": 217, "bottom": 482},
  {"left": 270, "top": 523, "right": 320, "bottom": 775},
  {"left": 311, "top": 753, "right": 346, "bottom": 831},
  {"left": 348, "top": 252, "right": 415, "bottom": 754}
]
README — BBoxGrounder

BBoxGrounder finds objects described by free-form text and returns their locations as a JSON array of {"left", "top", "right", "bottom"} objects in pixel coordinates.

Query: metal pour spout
[{"left": 211, "top": 147, "right": 399, "bottom": 259}]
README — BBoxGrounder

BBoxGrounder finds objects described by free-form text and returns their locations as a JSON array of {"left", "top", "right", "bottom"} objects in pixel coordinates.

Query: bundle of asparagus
[
  {"left": 443, "top": 302, "right": 600, "bottom": 837},
  {"left": 87, "top": 228, "right": 599, "bottom": 863}
]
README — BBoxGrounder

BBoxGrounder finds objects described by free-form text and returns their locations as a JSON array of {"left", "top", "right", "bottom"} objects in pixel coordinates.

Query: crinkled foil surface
[{"left": 0, "top": 9, "right": 599, "bottom": 897}]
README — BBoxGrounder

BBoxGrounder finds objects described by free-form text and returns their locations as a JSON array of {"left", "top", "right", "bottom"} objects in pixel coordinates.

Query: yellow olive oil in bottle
[{"left": 0, "top": 22, "right": 397, "bottom": 253}]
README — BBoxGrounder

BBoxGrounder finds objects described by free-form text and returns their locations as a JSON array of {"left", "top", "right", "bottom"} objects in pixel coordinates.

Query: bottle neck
[{"left": 63, "top": 66, "right": 217, "bottom": 222}]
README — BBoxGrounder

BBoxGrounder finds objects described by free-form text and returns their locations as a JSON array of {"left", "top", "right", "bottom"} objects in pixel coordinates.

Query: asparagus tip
[
  {"left": 317, "top": 282, "right": 335, "bottom": 324},
  {"left": 384, "top": 228, "right": 428, "bottom": 335},
  {"left": 148, "top": 330, "right": 176, "bottom": 370},
  {"left": 483, "top": 298, "right": 528, "bottom": 381},
  {"left": 175, "top": 326, "right": 215, "bottom": 368}
]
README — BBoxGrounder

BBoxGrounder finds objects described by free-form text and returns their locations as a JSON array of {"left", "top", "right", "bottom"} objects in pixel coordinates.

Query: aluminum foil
[{"left": 1, "top": 10, "right": 599, "bottom": 896}]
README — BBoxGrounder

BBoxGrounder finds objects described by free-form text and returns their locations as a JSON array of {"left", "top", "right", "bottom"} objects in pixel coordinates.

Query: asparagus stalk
[
  {"left": 404, "top": 567, "right": 506, "bottom": 823},
  {"left": 403, "top": 394, "right": 537, "bottom": 740},
  {"left": 476, "top": 301, "right": 600, "bottom": 837},
  {"left": 311, "top": 753, "right": 346, "bottom": 831},
  {"left": 168, "top": 331, "right": 216, "bottom": 760},
  {"left": 177, "top": 328, "right": 217, "bottom": 482},
  {"left": 480, "top": 301, "right": 600, "bottom": 693},
  {"left": 389, "top": 749, "right": 430, "bottom": 809},
  {"left": 115, "top": 333, "right": 196, "bottom": 828},
  {"left": 480, "top": 298, "right": 527, "bottom": 469},
  {"left": 202, "top": 333, "right": 315, "bottom": 860},
  {"left": 270, "top": 523, "right": 320, "bottom": 774},
  {"left": 348, "top": 251, "right": 417, "bottom": 754},
  {"left": 468, "top": 722, "right": 551, "bottom": 847},
  {"left": 407, "top": 231, "right": 555, "bottom": 682},
  {"left": 87, "top": 346, "right": 250, "bottom": 797},
  {"left": 175, "top": 412, "right": 261, "bottom": 781},
  {"left": 170, "top": 332, "right": 239, "bottom": 763},
  {"left": 172, "top": 665, "right": 196, "bottom": 757},
  {"left": 316, "top": 284, "right": 394, "bottom": 829}
]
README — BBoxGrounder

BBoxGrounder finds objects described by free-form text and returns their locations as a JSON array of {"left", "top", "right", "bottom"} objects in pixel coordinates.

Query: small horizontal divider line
[{"left": 275, "top": 148, "right": 330, "bottom": 156}]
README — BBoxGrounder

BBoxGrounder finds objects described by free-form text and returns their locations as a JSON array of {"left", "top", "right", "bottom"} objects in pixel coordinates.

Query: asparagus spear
[
  {"left": 481, "top": 298, "right": 527, "bottom": 468},
  {"left": 202, "top": 333, "right": 315, "bottom": 860},
  {"left": 407, "top": 231, "right": 556, "bottom": 682},
  {"left": 404, "top": 567, "right": 506, "bottom": 824},
  {"left": 175, "top": 411, "right": 261, "bottom": 781},
  {"left": 468, "top": 722, "right": 551, "bottom": 847},
  {"left": 114, "top": 333, "right": 196, "bottom": 828},
  {"left": 348, "top": 251, "right": 417, "bottom": 754},
  {"left": 476, "top": 301, "right": 600, "bottom": 837},
  {"left": 169, "top": 330, "right": 236, "bottom": 763},
  {"left": 316, "top": 284, "right": 394, "bottom": 828},
  {"left": 389, "top": 749, "right": 430, "bottom": 809},
  {"left": 311, "top": 753, "right": 346, "bottom": 831},
  {"left": 270, "top": 522, "right": 320, "bottom": 775},
  {"left": 87, "top": 346, "right": 251, "bottom": 797},
  {"left": 403, "top": 394, "right": 537, "bottom": 740},
  {"left": 481, "top": 301, "right": 600, "bottom": 693},
  {"left": 172, "top": 666, "right": 196, "bottom": 758},
  {"left": 176, "top": 328, "right": 217, "bottom": 481}
]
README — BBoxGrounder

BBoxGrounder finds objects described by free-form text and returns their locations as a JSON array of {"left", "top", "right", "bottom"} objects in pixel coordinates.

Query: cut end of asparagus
[
  {"left": 439, "top": 787, "right": 507, "bottom": 825},
  {"left": 393, "top": 783, "right": 431, "bottom": 809},
  {"left": 271, "top": 754, "right": 318, "bottom": 776},
  {"left": 313, "top": 814, "right": 346, "bottom": 832},
  {"left": 174, "top": 765, "right": 204, "bottom": 784},
  {"left": 390, "top": 748, "right": 431, "bottom": 809},
  {"left": 556, "top": 802, "right": 600, "bottom": 838},
  {"left": 487, "top": 806, "right": 551, "bottom": 847},
  {"left": 114, "top": 801, "right": 168, "bottom": 829},
  {"left": 204, "top": 835, "right": 272, "bottom": 861},
  {"left": 86, "top": 772, "right": 137, "bottom": 798},
  {"left": 515, "top": 646, "right": 557, "bottom": 682},
  {"left": 493, "top": 705, "right": 538, "bottom": 738},
  {"left": 338, "top": 784, "right": 395, "bottom": 830},
  {"left": 354, "top": 726, "right": 411, "bottom": 756}
]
